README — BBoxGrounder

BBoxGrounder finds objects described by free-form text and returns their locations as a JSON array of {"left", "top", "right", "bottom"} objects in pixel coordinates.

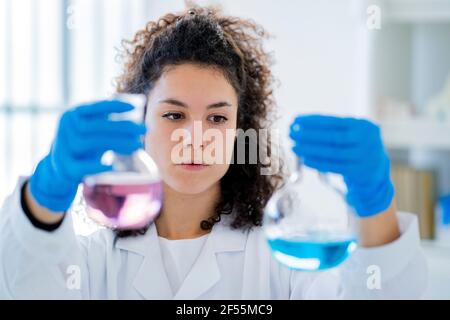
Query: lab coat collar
[
  {"left": 115, "top": 217, "right": 248, "bottom": 299},
  {"left": 116, "top": 223, "right": 172, "bottom": 299}
]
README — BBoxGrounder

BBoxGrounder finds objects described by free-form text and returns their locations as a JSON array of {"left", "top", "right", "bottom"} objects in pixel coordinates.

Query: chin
[
  {"left": 162, "top": 166, "right": 226, "bottom": 195},
  {"left": 166, "top": 179, "right": 215, "bottom": 195}
]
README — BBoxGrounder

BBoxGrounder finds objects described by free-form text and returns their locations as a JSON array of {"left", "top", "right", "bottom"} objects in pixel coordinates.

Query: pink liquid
[{"left": 82, "top": 181, "right": 163, "bottom": 230}]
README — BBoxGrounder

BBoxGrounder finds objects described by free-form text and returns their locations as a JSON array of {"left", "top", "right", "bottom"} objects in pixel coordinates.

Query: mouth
[{"left": 177, "top": 163, "right": 210, "bottom": 171}]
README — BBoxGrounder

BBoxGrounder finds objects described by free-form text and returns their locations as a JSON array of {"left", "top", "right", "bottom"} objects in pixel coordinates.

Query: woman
[{"left": 0, "top": 6, "right": 427, "bottom": 299}]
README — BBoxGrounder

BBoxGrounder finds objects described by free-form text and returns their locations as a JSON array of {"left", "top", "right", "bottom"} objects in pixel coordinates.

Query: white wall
[
  {"left": 146, "top": 0, "right": 371, "bottom": 153},
  {"left": 218, "top": 0, "right": 370, "bottom": 125}
]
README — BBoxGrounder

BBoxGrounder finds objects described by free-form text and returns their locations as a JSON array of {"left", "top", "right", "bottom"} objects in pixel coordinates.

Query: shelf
[
  {"left": 379, "top": 0, "right": 450, "bottom": 23},
  {"left": 380, "top": 118, "right": 450, "bottom": 150}
]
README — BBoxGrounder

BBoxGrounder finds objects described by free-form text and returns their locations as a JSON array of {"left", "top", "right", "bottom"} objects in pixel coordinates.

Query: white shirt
[
  {"left": 158, "top": 235, "right": 209, "bottom": 294},
  {"left": 0, "top": 177, "right": 428, "bottom": 299}
]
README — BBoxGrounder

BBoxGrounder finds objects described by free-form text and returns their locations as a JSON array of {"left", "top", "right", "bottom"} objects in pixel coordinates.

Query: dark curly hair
[{"left": 115, "top": 5, "right": 284, "bottom": 237}]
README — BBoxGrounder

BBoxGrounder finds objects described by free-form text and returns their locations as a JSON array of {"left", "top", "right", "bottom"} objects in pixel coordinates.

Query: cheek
[
  {"left": 145, "top": 117, "right": 175, "bottom": 159},
  {"left": 212, "top": 163, "right": 231, "bottom": 181},
  {"left": 144, "top": 129, "right": 173, "bottom": 168},
  {"left": 147, "top": 139, "right": 173, "bottom": 159}
]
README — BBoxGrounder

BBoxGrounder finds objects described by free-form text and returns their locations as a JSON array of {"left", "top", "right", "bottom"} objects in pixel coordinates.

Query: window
[{"left": 0, "top": 0, "right": 180, "bottom": 201}]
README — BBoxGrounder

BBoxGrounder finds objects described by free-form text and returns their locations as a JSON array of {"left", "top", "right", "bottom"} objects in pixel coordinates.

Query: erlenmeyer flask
[
  {"left": 82, "top": 94, "right": 163, "bottom": 230},
  {"left": 263, "top": 159, "right": 358, "bottom": 271}
]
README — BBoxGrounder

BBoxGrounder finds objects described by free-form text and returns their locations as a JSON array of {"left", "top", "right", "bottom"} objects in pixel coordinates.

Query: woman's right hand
[{"left": 28, "top": 100, "right": 147, "bottom": 214}]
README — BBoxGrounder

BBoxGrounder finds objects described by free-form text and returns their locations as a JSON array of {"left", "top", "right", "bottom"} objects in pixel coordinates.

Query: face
[{"left": 145, "top": 64, "right": 238, "bottom": 195}]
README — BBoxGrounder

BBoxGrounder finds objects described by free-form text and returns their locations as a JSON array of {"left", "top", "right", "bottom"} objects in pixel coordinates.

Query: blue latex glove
[
  {"left": 289, "top": 115, "right": 394, "bottom": 218},
  {"left": 29, "top": 100, "right": 147, "bottom": 212}
]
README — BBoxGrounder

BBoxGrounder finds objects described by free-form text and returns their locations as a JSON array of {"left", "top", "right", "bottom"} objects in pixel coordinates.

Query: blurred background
[{"left": 1, "top": 0, "right": 450, "bottom": 298}]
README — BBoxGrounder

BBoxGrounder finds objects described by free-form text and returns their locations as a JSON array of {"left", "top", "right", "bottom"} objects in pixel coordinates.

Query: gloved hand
[
  {"left": 289, "top": 115, "right": 395, "bottom": 218},
  {"left": 29, "top": 100, "right": 147, "bottom": 212}
]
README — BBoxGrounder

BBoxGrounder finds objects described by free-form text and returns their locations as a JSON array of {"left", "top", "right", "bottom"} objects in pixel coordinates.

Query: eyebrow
[{"left": 159, "top": 98, "right": 232, "bottom": 109}]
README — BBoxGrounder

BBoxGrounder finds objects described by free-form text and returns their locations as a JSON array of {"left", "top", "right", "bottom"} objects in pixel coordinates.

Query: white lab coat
[{"left": 0, "top": 178, "right": 428, "bottom": 299}]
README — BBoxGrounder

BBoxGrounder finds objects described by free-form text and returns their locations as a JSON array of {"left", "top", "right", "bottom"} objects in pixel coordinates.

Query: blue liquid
[{"left": 268, "top": 237, "right": 357, "bottom": 271}]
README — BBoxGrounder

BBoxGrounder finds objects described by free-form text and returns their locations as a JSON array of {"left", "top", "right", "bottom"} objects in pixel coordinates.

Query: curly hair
[{"left": 115, "top": 5, "right": 284, "bottom": 237}]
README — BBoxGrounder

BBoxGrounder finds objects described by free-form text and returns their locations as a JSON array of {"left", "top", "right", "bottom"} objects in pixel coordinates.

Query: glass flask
[
  {"left": 263, "top": 158, "right": 358, "bottom": 271},
  {"left": 82, "top": 94, "right": 163, "bottom": 231}
]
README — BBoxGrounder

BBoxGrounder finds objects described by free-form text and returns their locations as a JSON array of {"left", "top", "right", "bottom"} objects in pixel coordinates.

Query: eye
[
  {"left": 162, "top": 112, "right": 184, "bottom": 121},
  {"left": 208, "top": 115, "right": 228, "bottom": 124}
]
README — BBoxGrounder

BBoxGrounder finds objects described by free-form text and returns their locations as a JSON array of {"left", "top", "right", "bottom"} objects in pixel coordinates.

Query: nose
[{"left": 183, "top": 120, "right": 204, "bottom": 150}]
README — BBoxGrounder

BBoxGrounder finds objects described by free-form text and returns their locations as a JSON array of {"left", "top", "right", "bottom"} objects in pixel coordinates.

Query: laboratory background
[{"left": 1, "top": 0, "right": 450, "bottom": 299}]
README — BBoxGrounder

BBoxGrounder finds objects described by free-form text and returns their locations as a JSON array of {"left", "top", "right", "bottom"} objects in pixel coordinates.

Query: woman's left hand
[{"left": 289, "top": 114, "right": 395, "bottom": 218}]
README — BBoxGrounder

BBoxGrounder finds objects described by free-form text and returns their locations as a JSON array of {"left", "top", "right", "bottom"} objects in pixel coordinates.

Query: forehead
[{"left": 149, "top": 64, "right": 238, "bottom": 106}]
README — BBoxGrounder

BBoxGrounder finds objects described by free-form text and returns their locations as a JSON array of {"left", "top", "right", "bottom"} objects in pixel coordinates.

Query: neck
[{"left": 155, "top": 182, "right": 221, "bottom": 240}]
